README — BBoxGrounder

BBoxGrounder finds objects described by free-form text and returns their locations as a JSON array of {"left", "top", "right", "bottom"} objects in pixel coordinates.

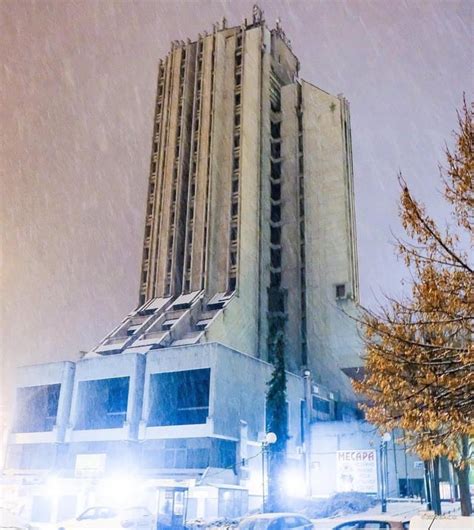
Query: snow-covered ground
[{"left": 312, "top": 499, "right": 464, "bottom": 528}]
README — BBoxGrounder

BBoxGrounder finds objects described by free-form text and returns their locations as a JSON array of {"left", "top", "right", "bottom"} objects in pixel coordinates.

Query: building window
[
  {"left": 268, "top": 287, "right": 285, "bottom": 312},
  {"left": 271, "top": 182, "right": 281, "bottom": 201},
  {"left": 270, "top": 226, "right": 281, "bottom": 245},
  {"left": 228, "top": 276, "right": 237, "bottom": 291},
  {"left": 76, "top": 377, "right": 130, "bottom": 430},
  {"left": 299, "top": 156, "right": 304, "bottom": 174},
  {"left": 232, "top": 179, "right": 239, "bottom": 193},
  {"left": 270, "top": 248, "right": 281, "bottom": 269},
  {"left": 313, "top": 396, "right": 330, "bottom": 415},
  {"left": 271, "top": 204, "right": 281, "bottom": 223},
  {"left": 270, "top": 271, "right": 281, "bottom": 287},
  {"left": 271, "top": 161, "right": 281, "bottom": 179},
  {"left": 336, "top": 284, "right": 346, "bottom": 299},
  {"left": 271, "top": 121, "right": 281, "bottom": 139},
  {"left": 14, "top": 384, "right": 60, "bottom": 433},
  {"left": 271, "top": 142, "right": 281, "bottom": 159},
  {"left": 148, "top": 368, "right": 210, "bottom": 426}
]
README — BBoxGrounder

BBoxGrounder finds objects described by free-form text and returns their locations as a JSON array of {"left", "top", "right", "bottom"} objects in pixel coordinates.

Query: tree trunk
[
  {"left": 453, "top": 435, "right": 473, "bottom": 516},
  {"left": 430, "top": 458, "right": 442, "bottom": 515},
  {"left": 455, "top": 464, "right": 473, "bottom": 516}
]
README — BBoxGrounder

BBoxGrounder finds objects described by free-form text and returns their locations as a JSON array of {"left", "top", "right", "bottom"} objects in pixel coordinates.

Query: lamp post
[
  {"left": 261, "top": 432, "right": 277, "bottom": 512},
  {"left": 380, "top": 432, "right": 391, "bottom": 513}
]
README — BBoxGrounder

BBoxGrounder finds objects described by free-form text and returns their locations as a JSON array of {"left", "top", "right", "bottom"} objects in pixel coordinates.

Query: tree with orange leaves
[{"left": 355, "top": 99, "right": 473, "bottom": 515}]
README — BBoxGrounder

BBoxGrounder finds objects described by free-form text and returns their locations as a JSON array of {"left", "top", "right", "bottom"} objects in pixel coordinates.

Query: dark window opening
[
  {"left": 271, "top": 161, "right": 281, "bottom": 179},
  {"left": 14, "top": 384, "right": 60, "bottom": 433},
  {"left": 235, "top": 73, "right": 241, "bottom": 86},
  {"left": 271, "top": 99, "right": 281, "bottom": 112},
  {"left": 234, "top": 113, "right": 240, "bottom": 127},
  {"left": 336, "top": 284, "right": 346, "bottom": 299},
  {"left": 271, "top": 142, "right": 281, "bottom": 159},
  {"left": 232, "top": 179, "right": 239, "bottom": 193},
  {"left": 235, "top": 54, "right": 242, "bottom": 67},
  {"left": 235, "top": 92, "right": 241, "bottom": 106},
  {"left": 230, "top": 251, "right": 237, "bottom": 266},
  {"left": 145, "top": 225, "right": 151, "bottom": 238},
  {"left": 271, "top": 121, "right": 281, "bottom": 139},
  {"left": 271, "top": 182, "right": 281, "bottom": 201},
  {"left": 270, "top": 271, "right": 281, "bottom": 287},
  {"left": 233, "top": 157, "right": 239, "bottom": 171},
  {"left": 313, "top": 396, "right": 330, "bottom": 415},
  {"left": 299, "top": 156, "right": 304, "bottom": 174},
  {"left": 270, "top": 226, "right": 281, "bottom": 245},
  {"left": 230, "top": 226, "right": 238, "bottom": 242},
  {"left": 76, "top": 377, "right": 129, "bottom": 430},
  {"left": 268, "top": 287, "right": 285, "bottom": 313},
  {"left": 271, "top": 204, "right": 281, "bottom": 223},
  {"left": 234, "top": 134, "right": 240, "bottom": 148},
  {"left": 148, "top": 369, "right": 210, "bottom": 426},
  {"left": 231, "top": 202, "right": 239, "bottom": 217},
  {"left": 270, "top": 248, "right": 282, "bottom": 269},
  {"left": 228, "top": 276, "right": 237, "bottom": 292}
]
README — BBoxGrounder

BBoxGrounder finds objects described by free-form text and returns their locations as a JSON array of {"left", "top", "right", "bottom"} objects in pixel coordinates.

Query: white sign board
[
  {"left": 336, "top": 449, "right": 377, "bottom": 493},
  {"left": 75, "top": 453, "right": 106, "bottom": 478}
]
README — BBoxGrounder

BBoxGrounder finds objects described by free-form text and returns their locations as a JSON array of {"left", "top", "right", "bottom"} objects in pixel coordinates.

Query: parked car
[
  {"left": 0, "top": 507, "right": 30, "bottom": 530},
  {"left": 239, "top": 514, "right": 313, "bottom": 530},
  {"left": 316, "top": 516, "right": 409, "bottom": 530},
  {"left": 58, "top": 506, "right": 154, "bottom": 530}
]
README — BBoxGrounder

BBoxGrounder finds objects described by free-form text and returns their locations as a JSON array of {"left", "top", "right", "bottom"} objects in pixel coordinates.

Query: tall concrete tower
[{"left": 92, "top": 7, "right": 361, "bottom": 400}]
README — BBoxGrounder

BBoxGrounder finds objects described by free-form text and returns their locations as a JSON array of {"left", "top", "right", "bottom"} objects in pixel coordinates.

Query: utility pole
[
  {"left": 303, "top": 369, "right": 313, "bottom": 498},
  {"left": 261, "top": 432, "right": 277, "bottom": 512},
  {"left": 380, "top": 433, "right": 391, "bottom": 513}
]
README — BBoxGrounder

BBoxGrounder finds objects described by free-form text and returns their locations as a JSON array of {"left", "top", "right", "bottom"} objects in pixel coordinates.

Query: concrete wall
[{"left": 301, "top": 81, "right": 362, "bottom": 401}]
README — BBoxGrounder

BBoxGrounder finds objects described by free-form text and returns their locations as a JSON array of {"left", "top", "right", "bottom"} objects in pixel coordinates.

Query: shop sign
[
  {"left": 336, "top": 449, "right": 377, "bottom": 493},
  {"left": 75, "top": 453, "right": 106, "bottom": 478}
]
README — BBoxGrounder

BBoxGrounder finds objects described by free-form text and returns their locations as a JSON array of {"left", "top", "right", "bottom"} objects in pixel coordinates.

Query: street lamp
[
  {"left": 261, "top": 432, "right": 277, "bottom": 512},
  {"left": 380, "top": 432, "right": 391, "bottom": 513}
]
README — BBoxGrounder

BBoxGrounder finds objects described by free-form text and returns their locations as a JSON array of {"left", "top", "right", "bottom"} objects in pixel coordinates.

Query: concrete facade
[{"left": 90, "top": 8, "right": 362, "bottom": 400}]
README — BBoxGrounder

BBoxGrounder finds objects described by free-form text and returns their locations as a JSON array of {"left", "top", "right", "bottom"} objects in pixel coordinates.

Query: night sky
[{"left": 1, "top": 1, "right": 472, "bottom": 389}]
